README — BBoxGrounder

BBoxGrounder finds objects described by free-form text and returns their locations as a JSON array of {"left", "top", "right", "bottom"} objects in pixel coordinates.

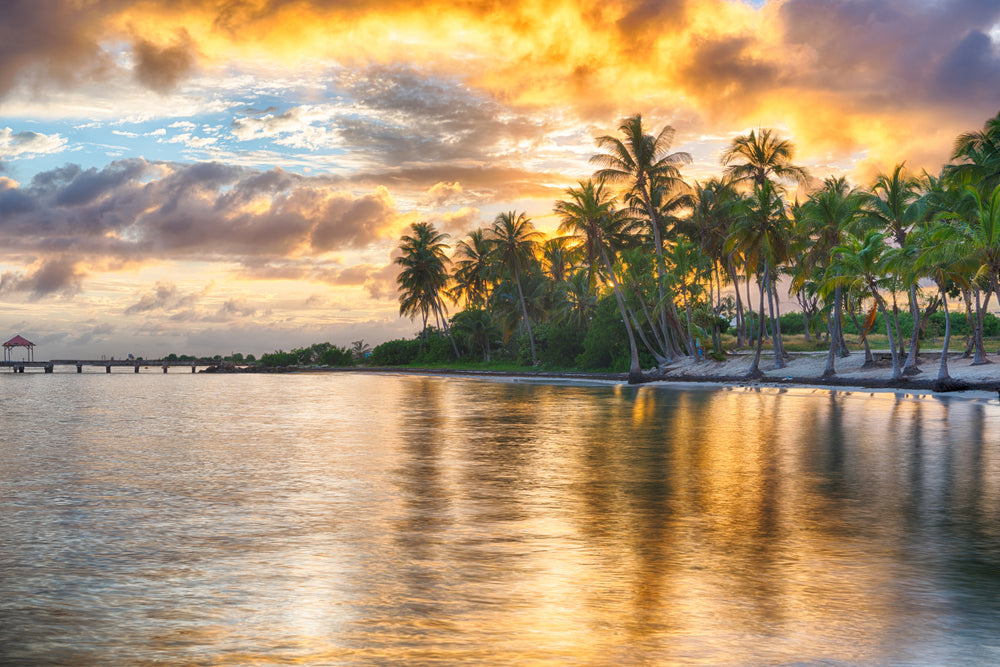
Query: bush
[
  {"left": 319, "top": 346, "right": 354, "bottom": 366},
  {"left": 369, "top": 338, "right": 421, "bottom": 366},
  {"left": 414, "top": 333, "right": 456, "bottom": 364},
  {"left": 259, "top": 350, "right": 299, "bottom": 367},
  {"left": 576, "top": 295, "right": 654, "bottom": 371},
  {"left": 540, "top": 321, "right": 587, "bottom": 367}
]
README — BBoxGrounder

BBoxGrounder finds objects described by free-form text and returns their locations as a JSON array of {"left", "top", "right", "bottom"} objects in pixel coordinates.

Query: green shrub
[
  {"left": 369, "top": 338, "right": 421, "bottom": 366},
  {"left": 319, "top": 346, "right": 354, "bottom": 366}
]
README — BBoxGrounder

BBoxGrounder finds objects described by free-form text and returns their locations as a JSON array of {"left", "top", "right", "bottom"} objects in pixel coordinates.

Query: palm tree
[
  {"left": 590, "top": 114, "right": 691, "bottom": 351},
  {"left": 541, "top": 236, "right": 578, "bottom": 285},
  {"left": 912, "top": 222, "right": 974, "bottom": 383},
  {"left": 721, "top": 128, "right": 810, "bottom": 190},
  {"left": 450, "top": 229, "right": 493, "bottom": 309},
  {"left": 859, "top": 163, "right": 925, "bottom": 373},
  {"left": 681, "top": 178, "right": 743, "bottom": 349},
  {"left": 826, "top": 230, "right": 903, "bottom": 380},
  {"left": 555, "top": 268, "right": 598, "bottom": 331},
  {"left": 798, "top": 176, "right": 864, "bottom": 376},
  {"left": 727, "top": 179, "right": 790, "bottom": 377},
  {"left": 450, "top": 307, "right": 499, "bottom": 362},
  {"left": 666, "top": 236, "right": 711, "bottom": 357},
  {"left": 947, "top": 111, "right": 1000, "bottom": 192},
  {"left": 555, "top": 179, "right": 647, "bottom": 382},
  {"left": 350, "top": 340, "right": 371, "bottom": 362},
  {"left": 396, "top": 222, "right": 459, "bottom": 356},
  {"left": 489, "top": 211, "right": 543, "bottom": 365}
]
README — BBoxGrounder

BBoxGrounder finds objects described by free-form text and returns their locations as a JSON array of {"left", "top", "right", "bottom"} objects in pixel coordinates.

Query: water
[{"left": 1, "top": 371, "right": 998, "bottom": 665}]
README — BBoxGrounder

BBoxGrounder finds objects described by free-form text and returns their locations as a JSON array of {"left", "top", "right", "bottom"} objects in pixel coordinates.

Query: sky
[{"left": 1, "top": 0, "right": 999, "bottom": 360}]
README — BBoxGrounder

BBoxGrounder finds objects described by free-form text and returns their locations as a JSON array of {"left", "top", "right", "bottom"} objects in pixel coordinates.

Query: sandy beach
[{"left": 652, "top": 348, "right": 1000, "bottom": 395}]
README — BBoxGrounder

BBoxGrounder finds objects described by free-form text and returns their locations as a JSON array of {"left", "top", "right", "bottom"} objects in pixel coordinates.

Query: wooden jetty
[{"left": 1, "top": 359, "right": 200, "bottom": 373}]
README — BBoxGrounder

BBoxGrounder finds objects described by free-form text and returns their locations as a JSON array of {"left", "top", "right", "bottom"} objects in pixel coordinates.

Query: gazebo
[{"left": 3, "top": 334, "right": 36, "bottom": 362}]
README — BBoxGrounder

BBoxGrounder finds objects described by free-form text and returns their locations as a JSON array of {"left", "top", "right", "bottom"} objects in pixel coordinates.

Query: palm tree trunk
[
  {"left": 668, "top": 298, "right": 696, "bottom": 357},
  {"left": 434, "top": 297, "right": 461, "bottom": 359},
  {"left": 728, "top": 262, "right": 745, "bottom": 348},
  {"left": 800, "top": 293, "right": 812, "bottom": 342},
  {"left": 823, "top": 284, "right": 842, "bottom": 378},
  {"left": 638, "top": 190, "right": 673, "bottom": 347},
  {"left": 601, "top": 247, "right": 643, "bottom": 383},
  {"left": 766, "top": 273, "right": 785, "bottom": 369},
  {"left": 847, "top": 300, "right": 874, "bottom": 367},
  {"left": 938, "top": 287, "right": 952, "bottom": 382},
  {"left": 973, "top": 286, "right": 989, "bottom": 365},
  {"left": 681, "top": 283, "right": 698, "bottom": 360},
  {"left": 890, "top": 291, "right": 905, "bottom": 360},
  {"left": 744, "top": 267, "right": 755, "bottom": 348},
  {"left": 512, "top": 260, "right": 537, "bottom": 366},
  {"left": 419, "top": 308, "right": 431, "bottom": 354},
  {"left": 872, "top": 288, "right": 901, "bottom": 380},
  {"left": 635, "top": 286, "right": 670, "bottom": 360},
  {"left": 629, "top": 308, "right": 669, "bottom": 367},
  {"left": 771, "top": 277, "right": 789, "bottom": 360},
  {"left": 902, "top": 283, "right": 921, "bottom": 374},
  {"left": 961, "top": 288, "right": 974, "bottom": 358},
  {"left": 837, "top": 300, "right": 851, "bottom": 358},
  {"left": 746, "top": 267, "right": 767, "bottom": 378}
]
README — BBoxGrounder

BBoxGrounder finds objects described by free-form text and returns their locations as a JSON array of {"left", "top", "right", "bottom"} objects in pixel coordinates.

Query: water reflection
[{"left": 0, "top": 375, "right": 998, "bottom": 665}]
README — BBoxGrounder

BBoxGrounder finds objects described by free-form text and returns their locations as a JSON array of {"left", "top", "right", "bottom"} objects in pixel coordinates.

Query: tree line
[{"left": 392, "top": 111, "right": 1000, "bottom": 384}]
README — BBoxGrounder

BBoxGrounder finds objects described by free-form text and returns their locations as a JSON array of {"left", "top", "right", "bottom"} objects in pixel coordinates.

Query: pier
[{"left": 1, "top": 360, "right": 200, "bottom": 373}]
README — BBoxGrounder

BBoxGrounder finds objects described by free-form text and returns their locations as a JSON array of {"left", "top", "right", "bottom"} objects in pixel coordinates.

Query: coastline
[{"left": 214, "top": 349, "right": 1000, "bottom": 399}]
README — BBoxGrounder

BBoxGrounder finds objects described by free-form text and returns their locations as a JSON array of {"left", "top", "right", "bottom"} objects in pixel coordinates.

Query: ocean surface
[{"left": 1, "top": 371, "right": 999, "bottom": 665}]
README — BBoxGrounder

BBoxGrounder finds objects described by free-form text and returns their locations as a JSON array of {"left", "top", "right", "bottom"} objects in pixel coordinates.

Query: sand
[{"left": 653, "top": 347, "right": 1000, "bottom": 395}]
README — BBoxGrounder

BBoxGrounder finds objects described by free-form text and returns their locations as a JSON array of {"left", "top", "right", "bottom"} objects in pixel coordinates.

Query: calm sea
[{"left": 1, "top": 371, "right": 998, "bottom": 665}]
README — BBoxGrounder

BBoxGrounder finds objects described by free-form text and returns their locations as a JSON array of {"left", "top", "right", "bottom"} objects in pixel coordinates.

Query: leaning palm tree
[
  {"left": 912, "top": 222, "right": 974, "bottom": 383},
  {"left": 859, "top": 163, "right": 925, "bottom": 373},
  {"left": 489, "top": 211, "right": 543, "bottom": 365},
  {"left": 590, "top": 114, "right": 691, "bottom": 350},
  {"left": 825, "top": 230, "right": 903, "bottom": 380},
  {"left": 555, "top": 179, "right": 648, "bottom": 381}
]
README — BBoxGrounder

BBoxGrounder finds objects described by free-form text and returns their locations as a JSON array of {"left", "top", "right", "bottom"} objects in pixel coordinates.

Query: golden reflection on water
[{"left": 1, "top": 374, "right": 998, "bottom": 665}]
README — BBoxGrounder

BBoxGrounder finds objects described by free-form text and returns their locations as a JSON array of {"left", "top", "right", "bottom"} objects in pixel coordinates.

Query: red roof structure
[{"left": 3, "top": 334, "right": 36, "bottom": 362}]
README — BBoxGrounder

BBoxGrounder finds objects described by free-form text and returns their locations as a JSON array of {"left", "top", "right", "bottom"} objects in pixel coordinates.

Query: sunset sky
[{"left": 1, "top": 0, "right": 999, "bottom": 359}]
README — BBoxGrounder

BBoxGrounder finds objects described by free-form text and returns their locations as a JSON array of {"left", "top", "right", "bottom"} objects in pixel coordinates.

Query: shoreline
[{"left": 212, "top": 349, "right": 1000, "bottom": 398}]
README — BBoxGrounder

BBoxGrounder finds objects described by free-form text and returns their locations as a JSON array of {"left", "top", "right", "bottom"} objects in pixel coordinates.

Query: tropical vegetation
[{"left": 383, "top": 111, "right": 1000, "bottom": 384}]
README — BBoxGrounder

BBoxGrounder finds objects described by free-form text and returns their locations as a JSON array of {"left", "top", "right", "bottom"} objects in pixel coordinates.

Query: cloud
[
  {"left": 216, "top": 298, "right": 257, "bottom": 318},
  {"left": 435, "top": 207, "right": 483, "bottom": 236},
  {"left": 124, "top": 281, "right": 203, "bottom": 315},
  {"left": 0, "top": 160, "right": 411, "bottom": 295},
  {"left": 0, "top": 256, "right": 86, "bottom": 297},
  {"left": 309, "top": 186, "right": 406, "bottom": 251},
  {"left": 163, "top": 132, "right": 218, "bottom": 149},
  {"left": 0, "top": 128, "right": 68, "bottom": 160},
  {"left": 232, "top": 106, "right": 340, "bottom": 149},
  {"left": 421, "top": 181, "right": 464, "bottom": 207},
  {"left": 132, "top": 29, "right": 198, "bottom": 93}
]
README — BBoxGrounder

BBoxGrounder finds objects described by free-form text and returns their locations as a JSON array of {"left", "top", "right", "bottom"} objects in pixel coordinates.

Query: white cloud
[
  {"left": 0, "top": 127, "right": 68, "bottom": 159},
  {"left": 231, "top": 105, "right": 342, "bottom": 150},
  {"left": 163, "top": 132, "right": 218, "bottom": 149}
]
